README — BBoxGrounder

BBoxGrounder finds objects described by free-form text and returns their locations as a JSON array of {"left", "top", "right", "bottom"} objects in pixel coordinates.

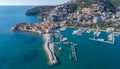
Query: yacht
[
  {"left": 72, "top": 29, "right": 81, "bottom": 34},
  {"left": 96, "top": 31, "right": 101, "bottom": 36},
  {"left": 94, "top": 30, "right": 98, "bottom": 35},
  {"left": 59, "top": 27, "right": 66, "bottom": 31},
  {"left": 108, "top": 33, "right": 115, "bottom": 44},
  {"left": 97, "top": 38, "right": 104, "bottom": 42},
  {"left": 86, "top": 29, "right": 92, "bottom": 33},
  {"left": 62, "top": 37, "right": 68, "bottom": 41},
  {"left": 72, "top": 30, "right": 78, "bottom": 34}
]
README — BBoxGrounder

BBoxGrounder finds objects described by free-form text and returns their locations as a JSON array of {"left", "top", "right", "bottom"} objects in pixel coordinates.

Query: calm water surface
[{"left": 0, "top": 6, "right": 120, "bottom": 69}]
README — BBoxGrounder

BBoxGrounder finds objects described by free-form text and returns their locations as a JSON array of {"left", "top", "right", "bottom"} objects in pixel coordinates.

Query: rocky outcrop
[{"left": 25, "top": 6, "right": 55, "bottom": 15}]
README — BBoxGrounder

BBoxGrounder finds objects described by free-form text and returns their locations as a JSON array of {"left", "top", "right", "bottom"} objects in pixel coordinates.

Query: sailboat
[{"left": 108, "top": 32, "right": 115, "bottom": 44}]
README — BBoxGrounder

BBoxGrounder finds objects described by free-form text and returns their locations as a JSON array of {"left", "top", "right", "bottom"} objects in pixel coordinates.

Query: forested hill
[
  {"left": 25, "top": 6, "right": 55, "bottom": 15},
  {"left": 26, "top": 0, "right": 120, "bottom": 16},
  {"left": 71, "top": 0, "right": 120, "bottom": 11},
  {"left": 70, "top": 0, "right": 116, "bottom": 12}
]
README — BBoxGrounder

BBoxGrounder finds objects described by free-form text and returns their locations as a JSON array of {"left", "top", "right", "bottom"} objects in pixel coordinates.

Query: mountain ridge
[{"left": 25, "top": 0, "right": 120, "bottom": 16}]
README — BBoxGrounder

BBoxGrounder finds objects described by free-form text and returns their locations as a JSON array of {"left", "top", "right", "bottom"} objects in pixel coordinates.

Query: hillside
[
  {"left": 25, "top": 6, "right": 55, "bottom": 15},
  {"left": 72, "top": 0, "right": 120, "bottom": 11},
  {"left": 71, "top": 0, "right": 116, "bottom": 12},
  {"left": 25, "top": 0, "right": 120, "bottom": 16}
]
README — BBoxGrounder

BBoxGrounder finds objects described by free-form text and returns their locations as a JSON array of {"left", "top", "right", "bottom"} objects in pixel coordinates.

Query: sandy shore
[{"left": 43, "top": 34, "right": 58, "bottom": 65}]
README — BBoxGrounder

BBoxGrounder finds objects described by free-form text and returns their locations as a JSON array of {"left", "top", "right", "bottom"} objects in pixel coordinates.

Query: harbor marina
[
  {"left": 89, "top": 31, "right": 115, "bottom": 44},
  {"left": 55, "top": 28, "right": 117, "bottom": 63},
  {"left": 72, "top": 28, "right": 87, "bottom": 36},
  {"left": 71, "top": 28, "right": 115, "bottom": 44},
  {"left": 86, "top": 29, "right": 92, "bottom": 34},
  {"left": 11, "top": 23, "right": 118, "bottom": 66}
]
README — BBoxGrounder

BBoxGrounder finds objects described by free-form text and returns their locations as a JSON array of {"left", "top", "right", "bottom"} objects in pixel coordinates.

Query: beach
[{"left": 43, "top": 34, "right": 58, "bottom": 65}]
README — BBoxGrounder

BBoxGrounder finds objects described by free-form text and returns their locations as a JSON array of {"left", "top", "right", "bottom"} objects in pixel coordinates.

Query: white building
[
  {"left": 93, "top": 16, "right": 103, "bottom": 24},
  {"left": 77, "top": 15, "right": 82, "bottom": 22},
  {"left": 106, "top": 27, "right": 115, "bottom": 32}
]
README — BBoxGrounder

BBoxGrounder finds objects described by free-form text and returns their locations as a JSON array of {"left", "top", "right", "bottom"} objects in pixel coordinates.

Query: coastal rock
[{"left": 25, "top": 6, "right": 55, "bottom": 15}]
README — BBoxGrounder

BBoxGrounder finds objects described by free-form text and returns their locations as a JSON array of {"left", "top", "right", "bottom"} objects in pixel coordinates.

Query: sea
[{"left": 0, "top": 6, "right": 120, "bottom": 69}]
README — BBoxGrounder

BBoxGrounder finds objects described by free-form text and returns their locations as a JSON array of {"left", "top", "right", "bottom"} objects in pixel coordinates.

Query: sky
[{"left": 0, "top": 0, "right": 70, "bottom": 5}]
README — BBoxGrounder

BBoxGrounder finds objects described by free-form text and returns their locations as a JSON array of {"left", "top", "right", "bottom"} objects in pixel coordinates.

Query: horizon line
[{"left": 0, "top": 4, "right": 57, "bottom": 6}]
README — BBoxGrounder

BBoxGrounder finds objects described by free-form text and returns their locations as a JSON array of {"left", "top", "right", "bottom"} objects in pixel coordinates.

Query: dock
[
  {"left": 71, "top": 44, "right": 77, "bottom": 61},
  {"left": 73, "top": 45, "right": 77, "bottom": 61},
  {"left": 72, "top": 28, "right": 87, "bottom": 36},
  {"left": 89, "top": 38, "right": 114, "bottom": 44},
  {"left": 89, "top": 31, "right": 115, "bottom": 44}
]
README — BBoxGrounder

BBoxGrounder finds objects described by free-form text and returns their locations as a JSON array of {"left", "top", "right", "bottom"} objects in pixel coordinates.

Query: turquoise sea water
[{"left": 0, "top": 6, "right": 120, "bottom": 69}]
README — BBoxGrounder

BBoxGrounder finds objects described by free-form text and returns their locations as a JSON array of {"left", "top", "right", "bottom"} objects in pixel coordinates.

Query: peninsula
[
  {"left": 11, "top": 21, "right": 60, "bottom": 65},
  {"left": 43, "top": 34, "right": 58, "bottom": 65}
]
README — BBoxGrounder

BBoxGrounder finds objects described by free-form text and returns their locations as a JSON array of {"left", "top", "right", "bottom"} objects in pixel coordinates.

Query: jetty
[
  {"left": 73, "top": 45, "right": 77, "bottom": 61},
  {"left": 44, "top": 34, "right": 58, "bottom": 65},
  {"left": 71, "top": 44, "right": 78, "bottom": 61},
  {"left": 89, "top": 32, "right": 115, "bottom": 44},
  {"left": 89, "top": 29, "right": 115, "bottom": 44}
]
